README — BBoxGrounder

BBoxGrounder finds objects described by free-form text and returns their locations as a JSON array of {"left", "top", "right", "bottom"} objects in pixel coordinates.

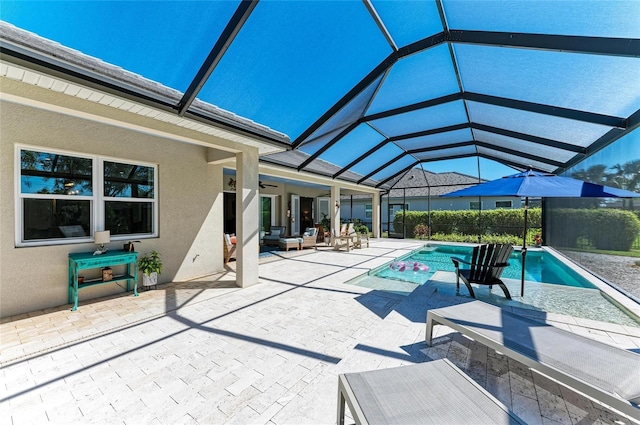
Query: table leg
[
  {"left": 133, "top": 263, "right": 139, "bottom": 296},
  {"left": 71, "top": 272, "right": 79, "bottom": 311}
]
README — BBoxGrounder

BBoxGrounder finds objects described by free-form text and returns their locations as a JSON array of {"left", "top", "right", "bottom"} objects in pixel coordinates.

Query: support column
[
  {"left": 330, "top": 185, "right": 340, "bottom": 243},
  {"left": 372, "top": 193, "right": 380, "bottom": 238},
  {"left": 236, "top": 148, "right": 260, "bottom": 288}
]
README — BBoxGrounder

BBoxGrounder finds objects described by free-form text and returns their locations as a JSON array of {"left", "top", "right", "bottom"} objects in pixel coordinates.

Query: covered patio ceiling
[{"left": 1, "top": 1, "right": 639, "bottom": 189}]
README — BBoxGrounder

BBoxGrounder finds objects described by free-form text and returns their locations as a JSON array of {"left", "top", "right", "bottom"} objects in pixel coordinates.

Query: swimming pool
[
  {"left": 372, "top": 244, "right": 596, "bottom": 289},
  {"left": 354, "top": 243, "right": 640, "bottom": 327}
]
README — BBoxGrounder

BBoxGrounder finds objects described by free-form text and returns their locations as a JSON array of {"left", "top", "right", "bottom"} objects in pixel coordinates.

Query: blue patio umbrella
[{"left": 442, "top": 169, "right": 640, "bottom": 296}]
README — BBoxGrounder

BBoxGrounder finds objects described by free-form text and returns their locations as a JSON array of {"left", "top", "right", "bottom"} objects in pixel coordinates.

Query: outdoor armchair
[
  {"left": 223, "top": 233, "right": 236, "bottom": 264},
  {"left": 263, "top": 226, "right": 286, "bottom": 246},
  {"left": 301, "top": 227, "right": 317, "bottom": 249},
  {"left": 451, "top": 243, "right": 513, "bottom": 299},
  {"left": 346, "top": 223, "right": 367, "bottom": 249}
]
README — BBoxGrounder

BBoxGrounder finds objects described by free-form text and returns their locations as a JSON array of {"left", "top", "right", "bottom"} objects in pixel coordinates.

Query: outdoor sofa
[{"left": 426, "top": 300, "right": 640, "bottom": 421}]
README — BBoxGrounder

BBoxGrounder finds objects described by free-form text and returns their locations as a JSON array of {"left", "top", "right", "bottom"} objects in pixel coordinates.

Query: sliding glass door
[{"left": 260, "top": 195, "right": 276, "bottom": 234}]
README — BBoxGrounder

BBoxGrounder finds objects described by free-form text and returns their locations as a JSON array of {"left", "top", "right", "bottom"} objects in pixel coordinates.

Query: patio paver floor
[{"left": 1, "top": 239, "right": 639, "bottom": 424}]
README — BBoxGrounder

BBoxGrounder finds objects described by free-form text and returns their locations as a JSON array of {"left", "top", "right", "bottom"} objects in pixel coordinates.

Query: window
[
  {"left": 103, "top": 161, "right": 155, "bottom": 236},
  {"left": 495, "top": 200, "right": 512, "bottom": 209},
  {"left": 365, "top": 204, "right": 372, "bottom": 218},
  {"left": 469, "top": 201, "right": 482, "bottom": 210},
  {"left": 16, "top": 146, "right": 157, "bottom": 246}
]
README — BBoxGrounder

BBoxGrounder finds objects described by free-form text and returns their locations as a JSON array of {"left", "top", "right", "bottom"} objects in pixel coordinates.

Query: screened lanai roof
[{"left": 1, "top": 1, "right": 639, "bottom": 190}]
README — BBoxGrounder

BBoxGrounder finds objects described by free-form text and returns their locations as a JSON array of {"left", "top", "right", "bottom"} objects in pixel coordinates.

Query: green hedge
[
  {"left": 394, "top": 208, "right": 640, "bottom": 251},
  {"left": 394, "top": 208, "right": 541, "bottom": 240},
  {"left": 428, "top": 233, "right": 525, "bottom": 245},
  {"left": 551, "top": 208, "right": 640, "bottom": 251}
]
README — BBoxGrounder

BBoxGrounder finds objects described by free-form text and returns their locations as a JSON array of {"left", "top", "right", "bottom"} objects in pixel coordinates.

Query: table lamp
[{"left": 94, "top": 230, "right": 110, "bottom": 255}]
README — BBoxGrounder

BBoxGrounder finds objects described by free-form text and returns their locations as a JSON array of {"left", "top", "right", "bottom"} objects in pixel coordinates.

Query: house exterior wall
[
  {"left": 339, "top": 197, "right": 374, "bottom": 229},
  {"left": 384, "top": 197, "right": 519, "bottom": 212},
  {"left": 0, "top": 82, "right": 230, "bottom": 318}
]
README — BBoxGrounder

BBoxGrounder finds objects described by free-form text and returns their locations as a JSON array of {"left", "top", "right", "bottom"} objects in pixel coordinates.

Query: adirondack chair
[{"left": 451, "top": 244, "right": 513, "bottom": 299}]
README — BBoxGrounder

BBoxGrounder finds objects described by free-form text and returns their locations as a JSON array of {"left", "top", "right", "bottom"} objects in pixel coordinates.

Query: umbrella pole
[{"left": 521, "top": 197, "right": 528, "bottom": 297}]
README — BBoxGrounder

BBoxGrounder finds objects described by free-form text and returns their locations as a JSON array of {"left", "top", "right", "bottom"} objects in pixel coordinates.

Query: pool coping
[{"left": 544, "top": 246, "right": 640, "bottom": 320}]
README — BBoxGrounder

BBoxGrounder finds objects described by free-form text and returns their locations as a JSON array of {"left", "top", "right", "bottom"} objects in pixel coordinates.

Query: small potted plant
[{"left": 138, "top": 250, "right": 163, "bottom": 288}]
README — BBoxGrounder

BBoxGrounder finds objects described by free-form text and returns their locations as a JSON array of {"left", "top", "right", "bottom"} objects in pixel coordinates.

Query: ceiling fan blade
[{"left": 259, "top": 181, "right": 277, "bottom": 188}]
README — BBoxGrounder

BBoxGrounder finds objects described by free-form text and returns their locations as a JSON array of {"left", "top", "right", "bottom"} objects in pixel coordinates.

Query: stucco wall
[{"left": 0, "top": 101, "right": 225, "bottom": 318}]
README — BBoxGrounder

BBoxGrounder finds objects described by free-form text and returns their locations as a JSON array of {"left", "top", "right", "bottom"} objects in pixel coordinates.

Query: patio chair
[
  {"left": 451, "top": 243, "right": 513, "bottom": 299},
  {"left": 263, "top": 226, "right": 286, "bottom": 246},
  {"left": 356, "top": 232, "right": 370, "bottom": 248},
  {"left": 338, "top": 358, "right": 524, "bottom": 424},
  {"left": 332, "top": 228, "right": 350, "bottom": 251},
  {"left": 346, "top": 224, "right": 368, "bottom": 249},
  {"left": 301, "top": 227, "right": 317, "bottom": 249},
  {"left": 223, "top": 233, "right": 236, "bottom": 264}
]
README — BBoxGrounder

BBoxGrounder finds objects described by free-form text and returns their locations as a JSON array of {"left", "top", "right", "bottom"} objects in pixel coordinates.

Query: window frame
[
  {"left": 365, "top": 203, "right": 372, "bottom": 219},
  {"left": 100, "top": 155, "right": 158, "bottom": 239},
  {"left": 469, "top": 201, "right": 483, "bottom": 210},
  {"left": 259, "top": 194, "right": 277, "bottom": 232},
  {"left": 495, "top": 200, "right": 513, "bottom": 209},
  {"left": 15, "top": 145, "right": 158, "bottom": 247}
]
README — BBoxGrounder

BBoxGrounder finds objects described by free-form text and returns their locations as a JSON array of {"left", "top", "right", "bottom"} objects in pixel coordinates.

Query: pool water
[
  {"left": 356, "top": 243, "right": 640, "bottom": 327},
  {"left": 373, "top": 244, "right": 596, "bottom": 289}
]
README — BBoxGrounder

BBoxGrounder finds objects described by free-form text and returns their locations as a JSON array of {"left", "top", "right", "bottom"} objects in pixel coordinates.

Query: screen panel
[
  {"left": 350, "top": 143, "right": 406, "bottom": 176},
  {"left": 1, "top": 1, "right": 242, "bottom": 92},
  {"left": 455, "top": 44, "right": 640, "bottom": 118},
  {"left": 472, "top": 130, "right": 576, "bottom": 163},
  {"left": 413, "top": 145, "right": 478, "bottom": 161},
  {"left": 367, "top": 45, "right": 459, "bottom": 115},
  {"left": 476, "top": 146, "right": 557, "bottom": 172},
  {"left": 396, "top": 128, "right": 473, "bottom": 151},
  {"left": 298, "top": 125, "right": 353, "bottom": 157},
  {"left": 371, "top": 0, "right": 443, "bottom": 47},
  {"left": 467, "top": 101, "right": 610, "bottom": 148},
  {"left": 200, "top": 1, "right": 391, "bottom": 140},
  {"left": 298, "top": 73, "right": 385, "bottom": 148},
  {"left": 369, "top": 155, "right": 418, "bottom": 183},
  {"left": 443, "top": 0, "right": 640, "bottom": 38},
  {"left": 370, "top": 100, "right": 468, "bottom": 137},
  {"left": 317, "top": 124, "right": 386, "bottom": 167}
]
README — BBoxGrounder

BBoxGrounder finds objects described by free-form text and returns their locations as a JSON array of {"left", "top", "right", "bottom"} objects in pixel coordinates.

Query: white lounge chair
[
  {"left": 426, "top": 300, "right": 640, "bottom": 421},
  {"left": 338, "top": 358, "right": 524, "bottom": 424}
]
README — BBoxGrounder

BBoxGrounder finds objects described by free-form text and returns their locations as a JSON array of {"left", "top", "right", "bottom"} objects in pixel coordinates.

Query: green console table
[{"left": 68, "top": 250, "right": 138, "bottom": 311}]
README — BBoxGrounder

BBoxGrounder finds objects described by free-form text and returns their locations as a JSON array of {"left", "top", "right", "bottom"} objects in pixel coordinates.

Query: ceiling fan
[{"left": 259, "top": 181, "right": 278, "bottom": 189}]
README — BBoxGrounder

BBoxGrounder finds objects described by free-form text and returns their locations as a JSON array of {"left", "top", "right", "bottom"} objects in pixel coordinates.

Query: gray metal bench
[
  {"left": 426, "top": 300, "right": 640, "bottom": 422},
  {"left": 338, "top": 358, "right": 524, "bottom": 424}
]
